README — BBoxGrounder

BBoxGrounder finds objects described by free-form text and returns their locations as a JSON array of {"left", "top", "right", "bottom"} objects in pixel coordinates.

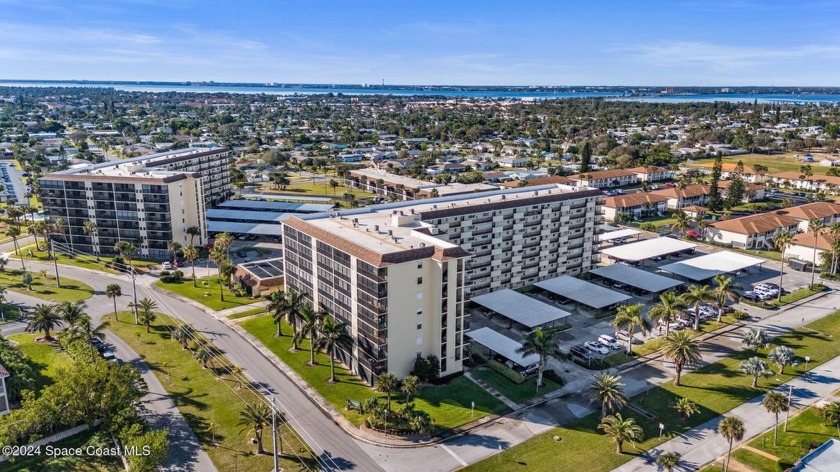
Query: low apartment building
[
  {"left": 706, "top": 212, "right": 801, "bottom": 249},
  {"left": 282, "top": 184, "right": 602, "bottom": 383},
  {"left": 40, "top": 162, "right": 208, "bottom": 259},
  {"left": 787, "top": 232, "right": 832, "bottom": 264},
  {"left": 628, "top": 166, "right": 675, "bottom": 182},
  {"left": 777, "top": 201, "right": 840, "bottom": 232},
  {"left": 770, "top": 172, "right": 840, "bottom": 194},
  {"left": 650, "top": 184, "right": 710, "bottom": 209},
  {"left": 717, "top": 180, "right": 766, "bottom": 202},
  {"left": 602, "top": 193, "right": 669, "bottom": 221},
  {"left": 346, "top": 168, "right": 496, "bottom": 200},
  {"left": 569, "top": 169, "right": 638, "bottom": 188}
]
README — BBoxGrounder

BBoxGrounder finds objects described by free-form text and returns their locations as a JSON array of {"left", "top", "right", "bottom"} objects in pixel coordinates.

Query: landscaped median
[
  {"left": 17, "top": 244, "right": 161, "bottom": 274},
  {"left": 466, "top": 310, "right": 840, "bottom": 472},
  {"left": 0, "top": 268, "right": 94, "bottom": 302},
  {"left": 155, "top": 275, "right": 264, "bottom": 311},
  {"left": 105, "top": 311, "right": 316, "bottom": 471},
  {"left": 240, "top": 314, "right": 507, "bottom": 436}
]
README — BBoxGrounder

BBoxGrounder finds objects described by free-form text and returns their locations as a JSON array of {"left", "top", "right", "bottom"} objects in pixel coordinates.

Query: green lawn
[
  {"left": 773, "top": 285, "right": 826, "bottom": 307},
  {"left": 3, "top": 428, "right": 122, "bottom": 472},
  {"left": 0, "top": 269, "right": 94, "bottom": 302},
  {"left": 104, "top": 312, "right": 314, "bottom": 472},
  {"left": 0, "top": 305, "right": 22, "bottom": 323},
  {"left": 17, "top": 244, "right": 161, "bottom": 274},
  {"left": 604, "top": 314, "right": 742, "bottom": 367},
  {"left": 155, "top": 276, "right": 263, "bottom": 311},
  {"left": 685, "top": 152, "right": 833, "bottom": 176},
  {"left": 734, "top": 406, "right": 837, "bottom": 471},
  {"left": 471, "top": 367, "right": 563, "bottom": 404},
  {"left": 466, "top": 310, "right": 840, "bottom": 472},
  {"left": 242, "top": 314, "right": 506, "bottom": 433},
  {"left": 7, "top": 333, "right": 73, "bottom": 391},
  {"left": 227, "top": 307, "right": 268, "bottom": 320}
]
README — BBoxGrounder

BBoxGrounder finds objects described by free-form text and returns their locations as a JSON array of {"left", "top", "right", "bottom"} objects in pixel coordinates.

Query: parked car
[
  {"left": 598, "top": 334, "right": 622, "bottom": 350},
  {"left": 756, "top": 283, "right": 780, "bottom": 291},
  {"left": 584, "top": 341, "right": 610, "bottom": 355},
  {"left": 174, "top": 260, "right": 184, "bottom": 268},
  {"left": 754, "top": 285, "right": 779, "bottom": 297},
  {"left": 570, "top": 345, "right": 593, "bottom": 359},
  {"left": 742, "top": 291, "right": 770, "bottom": 301},
  {"left": 659, "top": 320, "right": 684, "bottom": 331},
  {"left": 162, "top": 261, "right": 173, "bottom": 270},
  {"left": 614, "top": 330, "right": 642, "bottom": 344}
]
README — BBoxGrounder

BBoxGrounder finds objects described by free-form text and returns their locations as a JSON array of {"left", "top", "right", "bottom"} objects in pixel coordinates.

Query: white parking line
[{"left": 439, "top": 444, "right": 468, "bottom": 467}]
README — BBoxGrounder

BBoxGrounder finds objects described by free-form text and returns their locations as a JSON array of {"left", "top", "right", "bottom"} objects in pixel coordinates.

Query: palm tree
[
  {"left": 773, "top": 230, "right": 794, "bottom": 301},
  {"left": 26, "top": 303, "right": 63, "bottom": 341},
  {"left": 768, "top": 346, "right": 797, "bottom": 374},
  {"left": 598, "top": 413, "right": 644, "bottom": 454},
  {"left": 808, "top": 219, "right": 825, "bottom": 286},
  {"left": 401, "top": 375, "right": 420, "bottom": 403},
  {"left": 83, "top": 220, "right": 98, "bottom": 253},
  {"left": 138, "top": 297, "right": 158, "bottom": 332},
  {"left": 822, "top": 402, "right": 840, "bottom": 438},
  {"left": 712, "top": 275, "right": 741, "bottom": 322},
  {"left": 266, "top": 291, "right": 287, "bottom": 337},
  {"left": 740, "top": 357, "right": 774, "bottom": 387},
  {"left": 114, "top": 240, "right": 136, "bottom": 268},
  {"left": 194, "top": 347, "right": 216, "bottom": 369},
  {"left": 208, "top": 246, "right": 228, "bottom": 302},
  {"left": 284, "top": 289, "right": 305, "bottom": 349},
  {"left": 53, "top": 217, "right": 67, "bottom": 245},
  {"left": 718, "top": 416, "right": 745, "bottom": 472},
  {"left": 656, "top": 452, "right": 681, "bottom": 472},
  {"left": 318, "top": 315, "right": 353, "bottom": 383},
  {"left": 647, "top": 291, "right": 685, "bottom": 337},
  {"left": 237, "top": 402, "right": 271, "bottom": 455},
  {"left": 588, "top": 372, "right": 628, "bottom": 419},
  {"left": 763, "top": 391, "right": 788, "bottom": 446},
  {"left": 67, "top": 316, "right": 109, "bottom": 344},
  {"left": 214, "top": 232, "right": 234, "bottom": 255},
  {"left": 295, "top": 305, "right": 324, "bottom": 366},
  {"left": 186, "top": 226, "right": 201, "bottom": 247},
  {"left": 516, "top": 327, "right": 564, "bottom": 391},
  {"left": 21, "top": 271, "right": 33, "bottom": 290},
  {"left": 681, "top": 284, "right": 714, "bottom": 331},
  {"left": 58, "top": 300, "right": 87, "bottom": 327},
  {"left": 5, "top": 225, "right": 24, "bottom": 270},
  {"left": 183, "top": 246, "right": 199, "bottom": 287},
  {"left": 670, "top": 210, "right": 690, "bottom": 235},
  {"left": 376, "top": 372, "right": 400, "bottom": 411},
  {"left": 610, "top": 304, "right": 650, "bottom": 355},
  {"left": 742, "top": 328, "right": 768, "bottom": 354},
  {"left": 672, "top": 397, "right": 700, "bottom": 421},
  {"left": 660, "top": 331, "right": 702, "bottom": 387},
  {"left": 167, "top": 240, "right": 182, "bottom": 263}
]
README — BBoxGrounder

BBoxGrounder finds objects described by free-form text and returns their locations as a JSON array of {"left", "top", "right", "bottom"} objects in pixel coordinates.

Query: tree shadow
[{"left": 317, "top": 449, "right": 358, "bottom": 470}]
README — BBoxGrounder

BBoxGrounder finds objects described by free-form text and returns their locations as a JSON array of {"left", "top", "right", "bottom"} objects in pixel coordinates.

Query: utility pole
[
  {"left": 784, "top": 383, "right": 794, "bottom": 431},
  {"left": 49, "top": 238, "right": 61, "bottom": 288},
  {"left": 271, "top": 395, "right": 279, "bottom": 472},
  {"left": 131, "top": 266, "right": 138, "bottom": 324}
]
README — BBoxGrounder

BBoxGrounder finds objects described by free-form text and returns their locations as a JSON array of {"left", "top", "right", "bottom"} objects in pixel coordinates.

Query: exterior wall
[
  {"left": 0, "top": 377, "right": 8, "bottom": 415},
  {"left": 787, "top": 244, "right": 824, "bottom": 264},
  {"left": 146, "top": 149, "right": 232, "bottom": 206},
  {"left": 603, "top": 202, "right": 666, "bottom": 221},
  {"left": 705, "top": 228, "right": 749, "bottom": 248}
]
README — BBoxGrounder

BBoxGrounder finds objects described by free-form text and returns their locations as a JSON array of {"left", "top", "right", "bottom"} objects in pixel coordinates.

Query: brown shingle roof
[
  {"left": 603, "top": 193, "right": 669, "bottom": 209},
  {"left": 499, "top": 176, "right": 575, "bottom": 188},
  {"left": 776, "top": 202, "right": 840, "bottom": 221},
  {"left": 792, "top": 232, "right": 835, "bottom": 251},
  {"left": 772, "top": 172, "right": 840, "bottom": 186},
  {"left": 650, "top": 184, "right": 710, "bottom": 199},
  {"left": 710, "top": 213, "right": 801, "bottom": 235},
  {"left": 569, "top": 169, "right": 637, "bottom": 180}
]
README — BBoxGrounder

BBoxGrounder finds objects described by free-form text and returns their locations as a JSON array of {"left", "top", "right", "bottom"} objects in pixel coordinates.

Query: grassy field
[
  {"left": 604, "top": 314, "right": 742, "bottom": 367},
  {"left": 4, "top": 428, "right": 122, "bottom": 472},
  {"left": 7, "top": 332, "right": 73, "bottom": 391},
  {"left": 466, "top": 310, "right": 840, "bottom": 472},
  {"left": 155, "top": 276, "right": 263, "bottom": 311},
  {"left": 105, "top": 312, "right": 315, "bottom": 472},
  {"left": 685, "top": 152, "right": 832, "bottom": 175},
  {"left": 0, "top": 305, "right": 22, "bottom": 323},
  {"left": 731, "top": 406, "right": 836, "bottom": 471},
  {"left": 242, "top": 314, "right": 506, "bottom": 433},
  {"left": 0, "top": 268, "right": 94, "bottom": 302},
  {"left": 773, "top": 285, "right": 826, "bottom": 307},
  {"left": 471, "top": 368, "right": 563, "bottom": 404},
  {"left": 18, "top": 244, "right": 161, "bottom": 274},
  {"left": 227, "top": 306, "right": 268, "bottom": 320}
]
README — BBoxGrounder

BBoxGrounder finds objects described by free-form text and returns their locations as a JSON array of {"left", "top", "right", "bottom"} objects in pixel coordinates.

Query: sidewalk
[{"left": 614, "top": 353, "right": 840, "bottom": 471}]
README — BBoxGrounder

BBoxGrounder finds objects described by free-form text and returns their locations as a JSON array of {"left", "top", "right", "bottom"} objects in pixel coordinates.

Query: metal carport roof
[
  {"left": 600, "top": 237, "right": 697, "bottom": 262},
  {"left": 470, "top": 289, "right": 570, "bottom": 328},
  {"left": 466, "top": 327, "right": 539, "bottom": 368},
  {"left": 589, "top": 264, "right": 684, "bottom": 293},
  {"left": 658, "top": 251, "right": 765, "bottom": 282},
  {"left": 534, "top": 275, "right": 632, "bottom": 309}
]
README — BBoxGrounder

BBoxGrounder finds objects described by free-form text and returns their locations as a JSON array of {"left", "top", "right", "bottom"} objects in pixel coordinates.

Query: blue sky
[{"left": 2, "top": 0, "right": 840, "bottom": 85}]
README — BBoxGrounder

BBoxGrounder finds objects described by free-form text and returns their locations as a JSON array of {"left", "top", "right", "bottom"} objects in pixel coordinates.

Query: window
[
  {"left": 416, "top": 336, "right": 423, "bottom": 345},
  {"left": 417, "top": 277, "right": 423, "bottom": 285},
  {"left": 416, "top": 307, "right": 423, "bottom": 315},
  {"left": 417, "top": 291, "right": 423, "bottom": 300},
  {"left": 416, "top": 323, "right": 422, "bottom": 330},
  {"left": 417, "top": 262, "right": 423, "bottom": 269}
]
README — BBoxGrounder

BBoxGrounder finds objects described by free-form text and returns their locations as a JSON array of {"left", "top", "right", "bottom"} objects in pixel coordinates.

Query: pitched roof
[
  {"left": 772, "top": 172, "right": 840, "bottom": 186},
  {"left": 776, "top": 201, "right": 840, "bottom": 221},
  {"left": 569, "top": 169, "right": 637, "bottom": 181},
  {"left": 710, "top": 212, "right": 801, "bottom": 235},
  {"left": 603, "top": 193, "right": 669, "bottom": 209},
  {"left": 716, "top": 180, "right": 763, "bottom": 191},
  {"left": 499, "top": 176, "right": 575, "bottom": 188},
  {"left": 792, "top": 232, "right": 835, "bottom": 251},
  {"left": 650, "top": 184, "right": 710, "bottom": 199}
]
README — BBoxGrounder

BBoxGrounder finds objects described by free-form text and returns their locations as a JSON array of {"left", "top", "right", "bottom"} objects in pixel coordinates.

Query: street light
[{"left": 785, "top": 384, "right": 794, "bottom": 432}]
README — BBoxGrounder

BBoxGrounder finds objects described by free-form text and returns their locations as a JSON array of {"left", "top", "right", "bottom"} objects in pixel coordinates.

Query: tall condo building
[
  {"left": 283, "top": 184, "right": 602, "bottom": 384},
  {"left": 39, "top": 148, "right": 232, "bottom": 258}
]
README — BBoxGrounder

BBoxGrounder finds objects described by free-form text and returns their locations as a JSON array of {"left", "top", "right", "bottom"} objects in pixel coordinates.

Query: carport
[
  {"left": 466, "top": 327, "right": 539, "bottom": 368},
  {"left": 597, "top": 228, "right": 641, "bottom": 244},
  {"left": 207, "top": 221, "right": 282, "bottom": 237},
  {"left": 470, "top": 289, "right": 571, "bottom": 329},
  {"left": 534, "top": 275, "right": 631, "bottom": 310},
  {"left": 658, "top": 250, "right": 765, "bottom": 283},
  {"left": 589, "top": 264, "right": 684, "bottom": 295},
  {"left": 600, "top": 237, "right": 697, "bottom": 265}
]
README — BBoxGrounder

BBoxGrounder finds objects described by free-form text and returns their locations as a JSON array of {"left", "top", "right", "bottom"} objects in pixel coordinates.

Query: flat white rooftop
[
  {"left": 219, "top": 200, "right": 334, "bottom": 213},
  {"left": 207, "top": 221, "right": 281, "bottom": 236},
  {"left": 598, "top": 228, "right": 641, "bottom": 242},
  {"left": 658, "top": 250, "right": 766, "bottom": 282},
  {"left": 466, "top": 327, "right": 539, "bottom": 368},
  {"left": 601, "top": 237, "right": 697, "bottom": 262},
  {"left": 239, "top": 193, "right": 333, "bottom": 202},
  {"left": 589, "top": 264, "right": 684, "bottom": 293},
  {"left": 534, "top": 275, "right": 632, "bottom": 309},
  {"left": 471, "top": 288, "right": 571, "bottom": 328},
  {"left": 207, "top": 209, "right": 290, "bottom": 223}
]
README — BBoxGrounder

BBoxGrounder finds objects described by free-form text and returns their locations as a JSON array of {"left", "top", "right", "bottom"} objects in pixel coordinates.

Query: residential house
[
  {"left": 568, "top": 169, "right": 638, "bottom": 188},
  {"left": 787, "top": 232, "right": 832, "bottom": 264},
  {"left": 706, "top": 213, "right": 801, "bottom": 249},
  {"left": 495, "top": 156, "right": 529, "bottom": 168},
  {"left": 601, "top": 193, "right": 669, "bottom": 221},
  {"left": 628, "top": 166, "right": 675, "bottom": 182},
  {"left": 777, "top": 201, "right": 840, "bottom": 232},
  {"left": 499, "top": 176, "right": 576, "bottom": 189},
  {"left": 650, "top": 184, "right": 710, "bottom": 209},
  {"left": 717, "top": 180, "right": 766, "bottom": 202}
]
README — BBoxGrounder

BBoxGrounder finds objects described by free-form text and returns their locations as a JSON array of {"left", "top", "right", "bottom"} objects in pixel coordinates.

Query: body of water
[{"left": 3, "top": 81, "right": 840, "bottom": 103}]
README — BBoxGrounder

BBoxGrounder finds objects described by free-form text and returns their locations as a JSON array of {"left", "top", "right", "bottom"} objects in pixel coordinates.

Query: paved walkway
[{"left": 614, "top": 349, "right": 840, "bottom": 471}]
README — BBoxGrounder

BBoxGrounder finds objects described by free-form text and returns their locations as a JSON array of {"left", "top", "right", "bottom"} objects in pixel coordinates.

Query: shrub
[
  {"left": 487, "top": 359, "right": 526, "bottom": 384},
  {"left": 543, "top": 369, "right": 565, "bottom": 386},
  {"left": 732, "top": 310, "right": 750, "bottom": 320},
  {"left": 411, "top": 355, "right": 440, "bottom": 383},
  {"left": 639, "top": 222, "right": 657, "bottom": 232}
]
